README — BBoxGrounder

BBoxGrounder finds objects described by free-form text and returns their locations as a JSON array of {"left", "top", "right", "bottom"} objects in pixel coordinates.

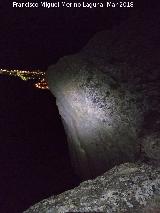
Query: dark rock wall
[{"left": 47, "top": 8, "right": 160, "bottom": 179}]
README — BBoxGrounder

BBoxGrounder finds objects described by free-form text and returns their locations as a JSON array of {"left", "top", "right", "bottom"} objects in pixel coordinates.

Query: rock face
[
  {"left": 24, "top": 163, "right": 160, "bottom": 213},
  {"left": 47, "top": 9, "right": 160, "bottom": 179}
]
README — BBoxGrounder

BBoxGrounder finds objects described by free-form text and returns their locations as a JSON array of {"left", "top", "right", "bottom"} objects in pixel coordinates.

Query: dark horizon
[{"left": 0, "top": 0, "right": 149, "bottom": 70}]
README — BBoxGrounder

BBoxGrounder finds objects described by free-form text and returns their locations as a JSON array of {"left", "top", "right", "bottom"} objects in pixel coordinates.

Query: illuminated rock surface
[
  {"left": 47, "top": 8, "right": 160, "bottom": 179},
  {"left": 24, "top": 163, "right": 160, "bottom": 213}
]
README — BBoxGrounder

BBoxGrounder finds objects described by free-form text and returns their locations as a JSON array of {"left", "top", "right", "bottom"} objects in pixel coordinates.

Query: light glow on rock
[{"left": 47, "top": 56, "right": 140, "bottom": 179}]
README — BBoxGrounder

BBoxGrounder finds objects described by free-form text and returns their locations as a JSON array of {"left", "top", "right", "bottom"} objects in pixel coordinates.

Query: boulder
[
  {"left": 24, "top": 163, "right": 160, "bottom": 213},
  {"left": 46, "top": 8, "right": 160, "bottom": 179}
]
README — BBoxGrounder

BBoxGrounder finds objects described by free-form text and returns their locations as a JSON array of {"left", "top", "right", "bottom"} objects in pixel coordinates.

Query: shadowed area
[{"left": 0, "top": 76, "right": 80, "bottom": 213}]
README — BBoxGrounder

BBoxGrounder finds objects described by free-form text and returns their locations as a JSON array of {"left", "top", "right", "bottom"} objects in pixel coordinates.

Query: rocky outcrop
[
  {"left": 24, "top": 163, "right": 160, "bottom": 213},
  {"left": 46, "top": 8, "right": 160, "bottom": 179}
]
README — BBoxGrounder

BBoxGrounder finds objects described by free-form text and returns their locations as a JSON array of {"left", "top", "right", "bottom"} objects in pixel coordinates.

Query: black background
[{"left": 0, "top": 1, "right": 155, "bottom": 212}]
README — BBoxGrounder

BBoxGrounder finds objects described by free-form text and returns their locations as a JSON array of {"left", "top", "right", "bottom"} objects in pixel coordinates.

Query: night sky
[{"left": 0, "top": 1, "right": 155, "bottom": 212}]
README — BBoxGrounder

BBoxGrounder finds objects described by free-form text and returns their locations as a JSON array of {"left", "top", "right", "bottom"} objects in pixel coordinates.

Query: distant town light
[{"left": 0, "top": 68, "right": 49, "bottom": 90}]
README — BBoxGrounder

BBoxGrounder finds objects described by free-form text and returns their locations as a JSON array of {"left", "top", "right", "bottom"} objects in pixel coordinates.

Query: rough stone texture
[
  {"left": 46, "top": 8, "right": 160, "bottom": 179},
  {"left": 24, "top": 163, "right": 160, "bottom": 213}
]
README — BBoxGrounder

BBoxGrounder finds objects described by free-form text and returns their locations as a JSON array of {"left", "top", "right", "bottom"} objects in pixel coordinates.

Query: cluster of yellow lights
[
  {"left": 35, "top": 78, "right": 49, "bottom": 90},
  {"left": 0, "top": 68, "right": 49, "bottom": 90}
]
